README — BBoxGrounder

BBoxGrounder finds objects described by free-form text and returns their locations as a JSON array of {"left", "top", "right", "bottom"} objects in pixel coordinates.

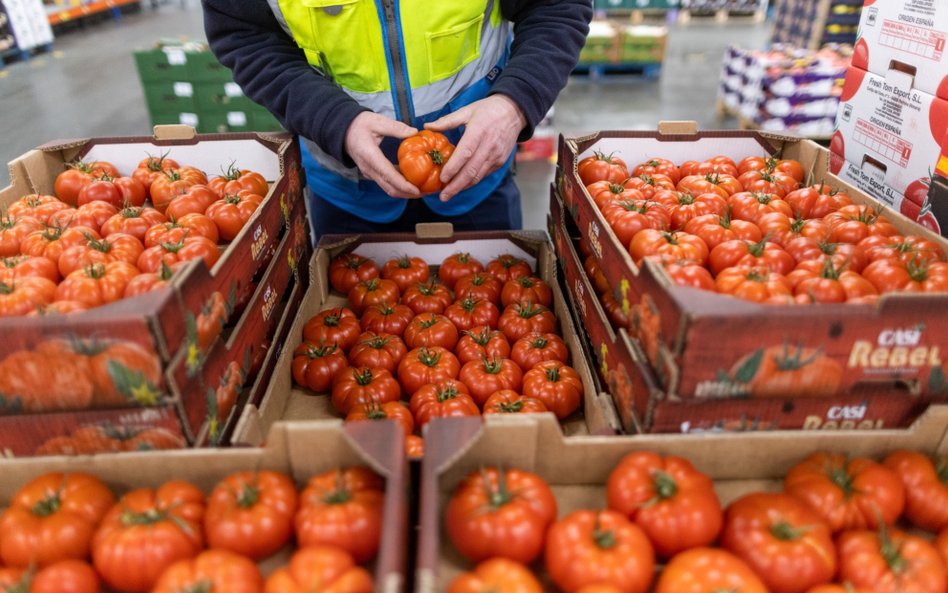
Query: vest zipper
[{"left": 380, "top": 0, "right": 412, "bottom": 124}]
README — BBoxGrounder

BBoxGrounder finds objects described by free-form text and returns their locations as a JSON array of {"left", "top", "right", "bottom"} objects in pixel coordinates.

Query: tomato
[
  {"left": 585, "top": 255, "right": 611, "bottom": 295},
  {"left": 0, "top": 214, "right": 43, "bottom": 257},
  {"left": 397, "top": 346, "right": 460, "bottom": 396},
  {"left": 710, "top": 238, "right": 795, "bottom": 276},
  {"left": 883, "top": 451, "right": 948, "bottom": 532},
  {"left": 759, "top": 213, "right": 832, "bottom": 248},
  {"left": 57, "top": 233, "right": 144, "bottom": 278},
  {"left": 600, "top": 199, "right": 671, "bottom": 244},
  {"left": 455, "top": 272, "right": 503, "bottom": 305},
  {"left": 862, "top": 259, "right": 948, "bottom": 293},
  {"left": 445, "top": 295, "right": 500, "bottom": 332},
  {"left": 295, "top": 467, "right": 384, "bottom": 563},
  {"left": 143, "top": 216, "right": 217, "bottom": 248},
  {"left": 53, "top": 261, "right": 137, "bottom": 308},
  {"left": 521, "top": 360, "right": 582, "bottom": 419},
  {"left": 784, "top": 452, "right": 905, "bottom": 532},
  {"left": 360, "top": 302, "right": 415, "bottom": 337},
  {"left": 8, "top": 195, "right": 71, "bottom": 225},
  {"left": 449, "top": 558, "right": 541, "bottom": 593},
  {"left": 401, "top": 280, "right": 453, "bottom": 315},
  {"left": 837, "top": 528, "right": 946, "bottom": 593},
  {"left": 205, "top": 191, "right": 263, "bottom": 241},
  {"left": 447, "top": 467, "right": 557, "bottom": 564},
  {"left": 152, "top": 549, "right": 262, "bottom": 593},
  {"left": 727, "top": 192, "right": 791, "bottom": 223},
  {"left": 826, "top": 205, "right": 900, "bottom": 244},
  {"left": 137, "top": 236, "right": 220, "bottom": 273},
  {"left": 149, "top": 168, "right": 208, "bottom": 214},
  {"left": 738, "top": 156, "right": 770, "bottom": 175},
  {"left": 165, "top": 185, "right": 219, "bottom": 220},
  {"left": 347, "top": 278, "right": 400, "bottom": 315},
  {"left": 92, "top": 481, "right": 205, "bottom": 593},
  {"left": 545, "top": 509, "right": 655, "bottom": 593},
  {"left": 653, "top": 191, "right": 728, "bottom": 230},
  {"left": 402, "top": 312, "right": 458, "bottom": 350},
  {"left": 784, "top": 236, "right": 869, "bottom": 272},
  {"left": 625, "top": 173, "right": 677, "bottom": 200},
  {"left": 938, "top": 528, "right": 948, "bottom": 572},
  {"left": 633, "top": 157, "right": 681, "bottom": 184},
  {"left": 77, "top": 176, "right": 146, "bottom": 209},
  {"left": 498, "top": 301, "right": 558, "bottom": 342},
  {"left": 204, "top": 470, "right": 297, "bottom": 560},
  {"left": 737, "top": 170, "right": 794, "bottom": 197},
  {"left": 55, "top": 166, "right": 95, "bottom": 206},
  {"left": 629, "top": 230, "right": 709, "bottom": 267},
  {"left": 859, "top": 235, "right": 946, "bottom": 265},
  {"left": 677, "top": 173, "right": 738, "bottom": 199},
  {"left": 682, "top": 156, "right": 738, "bottom": 178},
  {"left": 330, "top": 366, "right": 402, "bottom": 414},
  {"left": 405, "top": 434, "right": 425, "bottom": 458},
  {"left": 124, "top": 261, "right": 178, "bottom": 298},
  {"left": 486, "top": 254, "right": 533, "bottom": 283},
  {"left": 0, "top": 472, "right": 114, "bottom": 568},
  {"left": 398, "top": 130, "right": 455, "bottom": 193},
  {"left": 207, "top": 165, "right": 269, "bottom": 197},
  {"left": 329, "top": 253, "right": 380, "bottom": 294},
  {"left": 787, "top": 259, "right": 878, "bottom": 303},
  {"left": 23, "top": 559, "right": 102, "bottom": 593},
  {"left": 132, "top": 154, "right": 180, "bottom": 192},
  {"left": 347, "top": 331, "right": 407, "bottom": 374},
  {"left": 784, "top": 185, "right": 852, "bottom": 219},
  {"left": 345, "top": 400, "right": 414, "bottom": 436},
  {"left": 456, "top": 326, "right": 511, "bottom": 364},
  {"left": 0, "top": 275, "right": 56, "bottom": 315},
  {"left": 739, "top": 343, "right": 844, "bottom": 398},
  {"left": 499, "top": 276, "right": 552, "bottom": 309},
  {"left": 292, "top": 342, "right": 348, "bottom": 392},
  {"left": 683, "top": 212, "right": 762, "bottom": 250},
  {"left": 0, "top": 255, "right": 60, "bottom": 284},
  {"left": 29, "top": 300, "right": 89, "bottom": 316},
  {"left": 607, "top": 451, "right": 722, "bottom": 559},
  {"left": 659, "top": 259, "right": 716, "bottom": 291},
  {"left": 578, "top": 152, "right": 629, "bottom": 185},
  {"left": 654, "top": 548, "right": 769, "bottom": 593},
  {"left": 66, "top": 201, "right": 118, "bottom": 235},
  {"left": 459, "top": 357, "right": 523, "bottom": 407},
  {"left": 482, "top": 390, "right": 548, "bottom": 415},
  {"left": 721, "top": 492, "right": 835, "bottom": 593},
  {"left": 510, "top": 332, "right": 568, "bottom": 371},
  {"left": 264, "top": 546, "right": 373, "bottom": 593},
  {"left": 99, "top": 207, "right": 166, "bottom": 242},
  {"left": 381, "top": 256, "right": 430, "bottom": 292},
  {"left": 805, "top": 586, "right": 874, "bottom": 593},
  {"left": 439, "top": 252, "right": 485, "bottom": 290},
  {"left": 587, "top": 181, "right": 645, "bottom": 209},
  {"left": 715, "top": 266, "right": 793, "bottom": 302},
  {"left": 409, "top": 379, "right": 480, "bottom": 426}
]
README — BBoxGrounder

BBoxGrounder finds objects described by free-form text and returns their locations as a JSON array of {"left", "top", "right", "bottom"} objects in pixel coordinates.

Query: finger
[
  {"left": 440, "top": 128, "right": 481, "bottom": 182},
  {"left": 440, "top": 143, "right": 493, "bottom": 202},
  {"left": 373, "top": 117, "right": 418, "bottom": 140},
  {"left": 354, "top": 146, "right": 421, "bottom": 198},
  {"left": 424, "top": 107, "right": 472, "bottom": 132}
]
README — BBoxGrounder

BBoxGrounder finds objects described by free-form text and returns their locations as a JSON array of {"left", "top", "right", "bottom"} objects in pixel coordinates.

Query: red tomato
[
  {"left": 862, "top": 259, "right": 948, "bottom": 293},
  {"left": 837, "top": 528, "right": 946, "bottom": 593},
  {"left": 152, "top": 550, "right": 262, "bottom": 593},
  {"left": 137, "top": 236, "right": 220, "bottom": 273},
  {"left": 448, "top": 558, "right": 543, "bottom": 593},
  {"left": 825, "top": 205, "right": 900, "bottom": 244},
  {"left": 653, "top": 191, "right": 728, "bottom": 231},
  {"left": 459, "top": 357, "right": 523, "bottom": 407},
  {"left": 587, "top": 180, "right": 645, "bottom": 210},
  {"left": 444, "top": 295, "right": 500, "bottom": 332},
  {"left": 409, "top": 379, "right": 480, "bottom": 426},
  {"left": 683, "top": 212, "right": 762, "bottom": 250},
  {"left": 132, "top": 154, "right": 180, "bottom": 191},
  {"left": 486, "top": 254, "right": 533, "bottom": 283},
  {"left": 456, "top": 326, "right": 511, "bottom": 364},
  {"left": 347, "top": 331, "right": 408, "bottom": 374},
  {"left": 55, "top": 262, "right": 139, "bottom": 308},
  {"left": 0, "top": 213, "right": 43, "bottom": 257},
  {"left": 578, "top": 152, "right": 629, "bottom": 185},
  {"left": 330, "top": 367, "right": 402, "bottom": 414},
  {"left": 264, "top": 546, "right": 373, "bottom": 593},
  {"left": 205, "top": 191, "right": 263, "bottom": 241},
  {"left": 291, "top": 342, "right": 348, "bottom": 392},
  {"left": 329, "top": 253, "right": 380, "bottom": 294},
  {"left": 498, "top": 302, "right": 557, "bottom": 342},
  {"left": 883, "top": 451, "right": 948, "bottom": 532},
  {"left": 100, "top": 207, "right": 166, "bottom": 242},
  {"left": 859, "top": 235, "right": 946, "bottom": 266},
  {"left": 654, "top": 548, "right": 769, "bottom": 593},
  {"left": 403, "top": 312, "right": 459, "bottom": 350},
  {"left": 401, "top": 280, "right": 453, "bottom": 315},
  {"left": 633, "top": 157, "right": 681, "bottom": 184},
  {"left": 482, "top": 390, "right": 548, "bottom": 415},
  {"left": 207, "top": 165, "right": 268, "bottom": 198},
  {"left": 660, "top": 259, "right": 716, "bottom": 291},
  {"left": 787, "top": 259, "right": 878, "bottom": 303},
  {"left": 624, "top": 173, "right": 677, "bottom": 199},
  {"left": 78, "top": 176, "right": 146, "bottom": 209},
  {"left": 600, "top": 199, "right": 671, "bottom": 244},
  {"left": 715, "top": 266, "right": 794, "bottom": 303},
  {"left": 360, "top": 302, "right": 415, "bottom": 337},
  {"left": 784, "top": 185, "right": 852, "bottom": 219},
  {"left": 709, "top": 238, "right": 795, "bottom": 276},
  {"left": 439, "top": 253, "right": 485, "bottom": 290},
  {"left": 397, "top": 346, "right": 460, "bottom": 396},
  {"left": 521, "top": 360, "right": 582, "bottom": 419},
  {"left": 510, "top": 332, "right": 569, "bottom": 370},
  {"left": 500, "top": 276, "right": 553, "bottom": 308},
  {"left": 381, "top": 256, "right": 430, "bottom": 292},
  {"left": 455, "top": 272, "right": 503, "bottom": 305},
  {"left": 628, "top": 230, "right": 709, "bottom": 267},
  {"left": 347, "top": 278, "right": 400, "bottom": 316},
  {"left": 303, "top": 307, "right": 361, "bottom": 351},
  {"left": 345, "top": 400, "right": 414, "bottom": 436}
]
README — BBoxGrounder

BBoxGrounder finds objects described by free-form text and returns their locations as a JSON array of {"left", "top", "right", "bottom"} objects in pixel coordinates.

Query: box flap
[
  {"left": 415, "top": 222, "right": 454, "bottom": 239},
  {"left": 154, "top": 124, "right": 197, "bottom": 141},
  {"left": 657, "top": 120, "right": 699, "bottom": 135}
]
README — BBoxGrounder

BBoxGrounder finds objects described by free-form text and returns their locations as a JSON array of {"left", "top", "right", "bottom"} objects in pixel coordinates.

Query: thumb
[
  {"left": 376, "top": 117, "right": 418, "bottom": 139},
  {"left": 425, "top": 107, "right": 472, "bottom": 132}
]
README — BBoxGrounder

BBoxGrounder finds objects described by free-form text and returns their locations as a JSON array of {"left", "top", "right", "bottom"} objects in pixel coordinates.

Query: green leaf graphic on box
[
  {"left": 930, "top": 367, "right": 947, "bottom": 395},
  {"left": 108, "top": 360, "right": 161, "bottom": 406},
  {"left": 206, "top": 386, "right": 221, "bottom": 445},
  {"left": 733, "top": 348, "right": 764, "bottom": 384}
]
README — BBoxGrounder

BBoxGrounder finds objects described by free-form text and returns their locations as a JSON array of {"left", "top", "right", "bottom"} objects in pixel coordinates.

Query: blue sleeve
[
  {"left": 491, "top": 0, "right": 592, "bottom": 141},
  {"left": 200, "top": 0, "right": 367, "bottom": 165}
]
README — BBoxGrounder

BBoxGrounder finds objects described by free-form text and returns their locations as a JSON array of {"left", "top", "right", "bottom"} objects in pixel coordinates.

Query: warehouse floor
[{"left": 0, "top": 2, "right": 770, "bottom": 230}]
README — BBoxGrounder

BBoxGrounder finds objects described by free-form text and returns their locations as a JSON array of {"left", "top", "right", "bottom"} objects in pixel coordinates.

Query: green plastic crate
[
  {"left": 194, "top": 82, "right": 257, "bottom": 113},
  {"left": 187, "top": 51, "right": 233, "bottom": 82},
  {"left": 134, "top": 48, "right": 191, "bottom": 83},
  {"left": 143, "top": 81, "right": 198, "bottom": 116},
  {"left": 198, "top": 110, "right": 254, "bottom": 134}
]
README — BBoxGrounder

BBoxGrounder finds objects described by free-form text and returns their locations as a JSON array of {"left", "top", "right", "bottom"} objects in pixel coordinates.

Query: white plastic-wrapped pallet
[{"left": 0, "top": 0, "right": 52, "bottom": 51}]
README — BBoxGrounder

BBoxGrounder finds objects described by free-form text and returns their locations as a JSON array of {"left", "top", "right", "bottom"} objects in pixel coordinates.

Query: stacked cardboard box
[
  {"left": 829, "top": 0, "right": 948, "bottom": 227},
  {"left": 134, "top": 40, "right": 283, "bottom": 134},
  {"left": 771, "top": 0, "right": 862, "bottom": 50},
  {"left": 1, "top": 0, "right": 53, "bottom": 52}
]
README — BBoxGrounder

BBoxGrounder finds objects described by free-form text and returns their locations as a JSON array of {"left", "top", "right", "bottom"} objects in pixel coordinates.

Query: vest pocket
[{"left": 425, "top": 14, "right": 483, "bottom": 83}]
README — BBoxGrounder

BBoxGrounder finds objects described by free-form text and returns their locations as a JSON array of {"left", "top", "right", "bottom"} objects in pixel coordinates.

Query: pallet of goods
[
  {"left": 417, "top": 410, "right": 948, "bottom": 592},
  {"left": 0, "top": 125, "right": 311, "bottom": 455},
  {"left": 0, "top": 419, "right": 409, "bottom": 592},
  {"left": 0, "top": 0, "right": 53, "bottom": 65},
  {"left": 829, "top": 0, "right": 948, "bottom": 236},
  {"left": 555, "top": 121, "right": 948, "bottom": 434},
  {"left": 575, "top": 20, "right": 667, "bottom": 79},
  {"left": 718, "top": 44, "right": 850, "bottom": 140},
  {"left": 232, "top": 226, "right": 624, "bottom": 459},
  {"left": 678, "top": 0, "right": 767, "bottom": 22},
  {"left": 771, "top": 0, "right": 862, "bottom": 49}
]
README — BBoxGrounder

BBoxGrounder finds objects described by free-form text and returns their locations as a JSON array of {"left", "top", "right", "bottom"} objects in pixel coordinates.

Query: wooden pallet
[
  {"left": 677, "top": 7, "right": 767, "bottom": 23},
  {"left": 0, "top": 43, "right": 53, "bottom": 68},
  {"left": 572, "top": 62, "right": 663, "bottom": 80}
]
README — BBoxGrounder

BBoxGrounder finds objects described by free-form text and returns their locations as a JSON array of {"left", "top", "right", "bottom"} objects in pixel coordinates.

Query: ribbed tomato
[
  {"left": 330, "top": 366, "right": 401, "bottom": 414},
  {"left": 653, "top": 190, "right": 728, "bottom": 230},
  {"left": 459, "top": 357, "right": 523, "bottom": 407},
  {"left": 409, "top": 379, "right": 479, "bottom": 426},
  {"left": 600, "top": 199, "right": 671, "bottom": 244},
  {"left": 347, "top": 331, "right": 408, "bottom": 374},
  {"left": 629, "top": 230, "right": 709, "bottom": 267},
  {"left": 381, "top": 256, "right": 430, "bottom": 292},
  {"left": 456, "top": 326, "right": 511, "bottom": 364},
  {"left": 577, "top": 152, "right": 629, "bottom": 185},
  {"left": 329, "top": 253, "right": 380, "bottom": 294},
  {"left": 204, "top": 471, "right": 297, "bottom": 560},
  {"left": 100, "top": 207, "right": 166, "bottom": 241},
  {"left": 303, "top": 307, "right": 361, "bottom": 351},
  {"left": 207, "top": 165, "right": 268, "bottom": 197},
  {"left": 709, "top": 238, "right": 795, "bottom": 276},
  {"left": 401, "top": 280, "right": 453, "bottom": 315},
  {"left": 683, "top": 212, "right": 762, "bottom": 250},
  {"left": 482, "top": 390, "right": 548, "bottom": 415},
  {"left": 397, "top": 346, "right": 460, "bottom": 396},
  {"left": 444, "top": 295, "right": 501, "bottom": 332},
  {"left": 521, "top": 360, "right": 582, "bottom": 419},
  {"left": 486, "top": 254, "right": 533, "bottom": 283}
]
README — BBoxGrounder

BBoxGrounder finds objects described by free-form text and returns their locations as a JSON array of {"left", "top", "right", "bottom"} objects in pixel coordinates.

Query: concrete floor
[{"left": 0, "top": 3, "right": 770, "bottom": 229}]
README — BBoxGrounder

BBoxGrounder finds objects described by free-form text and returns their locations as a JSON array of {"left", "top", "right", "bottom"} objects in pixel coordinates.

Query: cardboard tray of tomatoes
[
  {"left": 551, "top": 185, "right": 940, "bottom": 434},
  {"left": 230, "top": 225, "right": 622, "bottom": 452},
  {"left": 0, "top": 419, "right": 409, "bottom": 592},
  {"left": 0, "top": 197, "right": 311, "bottom": 455},
  {"left": 557, "top": 121, "right": 948, "bottom": 411},
  {"left": 417, "top": 411, "right": 948, "bottom": 592}
]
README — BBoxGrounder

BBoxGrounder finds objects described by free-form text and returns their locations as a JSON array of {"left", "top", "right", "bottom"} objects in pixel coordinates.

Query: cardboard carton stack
[
  {"left": 771, "top": 0, "right": 861, "bottom": 50},
  {"left": 829, "top": 0, "right": 948, "bottom": 230},
  {"left": 0, "top": 0, "right": 53, "bottom": 53},
  {"left": 134, "top": 40, "right": 283, "bottom": 135}
]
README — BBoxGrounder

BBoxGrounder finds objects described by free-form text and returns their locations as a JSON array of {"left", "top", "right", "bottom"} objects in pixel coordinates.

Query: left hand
[{"left": 424, "top": 94, "right": 527, "bottom": 202}]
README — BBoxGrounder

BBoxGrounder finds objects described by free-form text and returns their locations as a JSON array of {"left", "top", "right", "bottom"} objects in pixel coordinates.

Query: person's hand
[
  {"left": 345, "top": 111, "right": 422, "bottom": 198},
  {"left": 425, "top": 94, "right": 526, "bottom": 202}
]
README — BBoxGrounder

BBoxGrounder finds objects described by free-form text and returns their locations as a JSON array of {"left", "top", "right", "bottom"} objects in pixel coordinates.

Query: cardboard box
[
  {"left": 830, "top": 67, "right": 948, "bottom": 209},
  {"left": 233, "top": 226, "right": 622, "bottom": 447},
  {"left": 150, "top": 111, "right": 200, "bottom": 129},
  {"left": 551, "top": 186, "right": 934, "bottom": 433},
  {"left": 852, "top": 0, "right": 948, "bottom": 101},
  {"left": 557, "top": 122, "right": 948, "bottom": 406},
  {"left": 416, "top": 410, "right": 948, "bottom": 591},
  {"left": 1, "top": 419, "right": 409, "bottom": 591},
  {"left": 0, "top": 127, "right": 306, "bottom": 447}
]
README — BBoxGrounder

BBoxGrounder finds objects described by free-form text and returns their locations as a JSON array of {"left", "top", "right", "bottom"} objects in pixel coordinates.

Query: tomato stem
[
  {"left": 770, "top": 520, "right": 807, "bottom": 541},
  {"left": 322, "top": 471, "right": 352, "bottom": 505},
  {"left": 437, "top": 383, "right": 461, "bottom": 402},
  {"left": 497, "top": 399, "right": 524, "bottom": 413},
  {"left": 183, "top": 581, "right": 213, "bottom": 593},
  {"left": 237, "top": 483, "right": 260, "bottom": 509},
  {"left": 428, "top": 150, "right": 444, "bottom": 166},
  {"left": 592, "top": 513, "right": 616, "bottom": 550},
  {"left": 31, "top": 493, "right": 61, "bottom": 517},
  {"left": 482, "top": 468, "right": 512, "bottom": 510},
  {"left": 353, "top": 368, "right": 375, "bottom": 386}
]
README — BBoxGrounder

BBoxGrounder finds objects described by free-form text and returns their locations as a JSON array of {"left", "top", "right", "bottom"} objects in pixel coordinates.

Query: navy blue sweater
[{"left": 201, "top": 0, "right": 591, "bottom": 166}]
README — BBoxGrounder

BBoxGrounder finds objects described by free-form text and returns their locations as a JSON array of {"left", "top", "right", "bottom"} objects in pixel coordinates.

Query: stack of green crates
[
  {"left": 579, "top": 20, "right": 667, "bottom": 65},
  {"left": 134, "top": 42, "right": 283, "bottom": 134}
]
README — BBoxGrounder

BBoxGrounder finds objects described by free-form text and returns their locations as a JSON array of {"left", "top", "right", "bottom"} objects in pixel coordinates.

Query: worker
[{"left": 201, "top": 0, "right": 592, "bottom": 239}]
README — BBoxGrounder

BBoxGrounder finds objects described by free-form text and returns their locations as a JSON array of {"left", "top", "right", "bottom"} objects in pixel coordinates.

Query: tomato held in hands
[
  {"left": 204, "top": 470, "right": 297, "bottom": 560},
  {"left": 264, "top": 546, "right": 373, "bottom": 593},
  {"left": 545, "top": 509, "right": 655, "bottom": 593},
  {"left": 448, "top": 559, "right": 543, "bottom": 593},
  {"left": 409, "top": 379, "right": 480, "bottom": 426},
  {"left": 447, "top": 467, "right": 557, "bottom": 564},
  {"left": 654, "top": 548, "right": 769, "bottom": 593},
  {"left": 295, "top": 467, "right": 385, "bottom": 563},
  {"left": 883, "top": 450, "right": 948, "bottom": 532},
  {"left": 837, "top": 528, "right": 946, "bottom": 593},
  {"left": 397, "top": 130, "right": 455, "bottom": 193}
]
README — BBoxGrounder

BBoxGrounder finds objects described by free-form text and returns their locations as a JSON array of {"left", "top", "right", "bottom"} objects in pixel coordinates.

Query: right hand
[{"left": 344, "top": 112, "right": 422, "bottom": 199}]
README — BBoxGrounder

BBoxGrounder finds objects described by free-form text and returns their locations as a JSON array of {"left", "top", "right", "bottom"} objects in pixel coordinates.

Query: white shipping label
[
  {"left": 179, "top": 113, "right": 199, "bottom": 127},
  {"left": 164, "top": 48, "right": 187, "bottom": 65},
  {"left": 224, "top": 82, "right": 243, "bottom": 97},
  {"left": 173, "top": 82, "right": 194, "bottom": 97},
  {"left": 227, "top": 112, "right": 248, "bottom": 126}
]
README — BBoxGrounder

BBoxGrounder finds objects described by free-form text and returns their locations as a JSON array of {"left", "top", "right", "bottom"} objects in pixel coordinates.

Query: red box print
[{"left": 879, "top": 20, "right": 945, "bottom": 62}]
